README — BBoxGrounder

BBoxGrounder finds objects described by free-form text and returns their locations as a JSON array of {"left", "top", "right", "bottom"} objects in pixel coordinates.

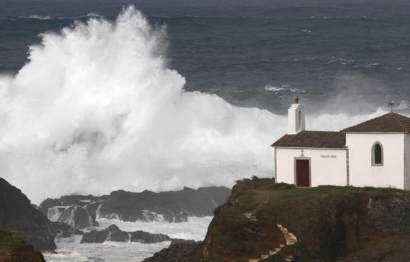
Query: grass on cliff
[
  {"left": 219, "top": 177, "right": 278, "bottom": 228},
  {"left": 220, "top": 176, "right": 402, "bottom": 229},
  {"left": 211, "top": 177, "right": 405, "bottom": 262},
  {"left": 0, "top": 226, "right": 45, "bottom": 262}
]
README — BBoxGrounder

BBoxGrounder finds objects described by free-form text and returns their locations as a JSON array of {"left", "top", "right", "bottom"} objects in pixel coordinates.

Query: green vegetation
[
  {"left": 265, "top": 184, "right": 400, "bottom": 209},
  {"left": 0, "top": 227, "right": 12, "bottom": 243},
  {"left": 221, "top": 178, "right": 400, "bottom": 230},
  {"left": 220, "top": 189, "right": 255, "bottom": 228},
  {"left": 0, "top": 226, "right": 45, "bottom": 262},
  {"left": 215, "top": 179, "right": 405, "bottom": 261},
  {"left": 199, "top": 176, "right": 410, "bottom": 262},
  {"left": 280, "top": 184, "right": 397, "bottom": 198}
]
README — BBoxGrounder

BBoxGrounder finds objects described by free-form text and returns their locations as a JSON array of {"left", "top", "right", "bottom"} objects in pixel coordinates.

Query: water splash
[
  {"left": 0, "top": 7, "right": 282, "bottom": 204},
  {"left": 0, "top": 6, "right": 396, "bottom": 205}
]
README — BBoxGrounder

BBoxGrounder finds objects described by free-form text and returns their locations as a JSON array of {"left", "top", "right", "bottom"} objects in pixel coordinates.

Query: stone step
[
  {"left": 250, "top": 223, "right": 299, "bottom": 262},
  {"left": 287, "top": 240, "right": 297, "bottom": 245}
]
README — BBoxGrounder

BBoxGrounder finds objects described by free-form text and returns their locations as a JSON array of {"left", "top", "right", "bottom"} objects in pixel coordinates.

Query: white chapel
[{"left": 271, "top": 98, "right": 410, "bottom": 189}]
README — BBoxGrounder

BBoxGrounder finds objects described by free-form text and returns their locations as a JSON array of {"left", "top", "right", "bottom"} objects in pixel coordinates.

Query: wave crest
[{"left": 0, "top": 7, "right": 281, "bottom": 203}]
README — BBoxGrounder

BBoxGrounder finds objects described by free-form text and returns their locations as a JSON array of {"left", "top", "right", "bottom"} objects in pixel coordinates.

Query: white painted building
[{"left": 271, "top": 99, "right": 410, "bottom": 189}]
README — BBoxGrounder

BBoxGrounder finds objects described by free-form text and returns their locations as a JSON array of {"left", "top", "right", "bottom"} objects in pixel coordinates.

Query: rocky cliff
[
  {"left": 143, "top": 240, "right": 203, "bottom": 262},
  {"left": 0, "top": 226, "right": 45, "bottom": 262},
  {"left": 145, "top": 178, "right": 410, "bottom": 262},
  {"left": 0, "top": 178, "right": 56, "bottom": 252},
  {"left": 39, "top": 186, "right": 231, "bottom": 229},
  {"left": 80, "top": 224, "right": 172, "bottom": 244},
  {"left": 39, "top": 195, "right": 100, "bottom": 229}
]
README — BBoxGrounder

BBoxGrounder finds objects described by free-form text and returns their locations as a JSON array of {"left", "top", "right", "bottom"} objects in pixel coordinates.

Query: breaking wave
[
  {"left": 0, "top": 7, "right": 283, "bottom": 203},
  {"left": 0, "top": 6, "right": 395, "bottom": 204},
  {"left": 20, "top": 15, "right": 52, "bottom": 20}
]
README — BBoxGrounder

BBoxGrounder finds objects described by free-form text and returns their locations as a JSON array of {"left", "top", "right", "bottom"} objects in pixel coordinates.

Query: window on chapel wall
[{"left": 372, "top": 142, "right": 383, "bottom": 166}]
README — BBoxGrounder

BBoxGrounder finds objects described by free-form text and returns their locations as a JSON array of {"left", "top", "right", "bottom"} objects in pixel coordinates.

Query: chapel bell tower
[{"left": 288, "top": 97, "right": 305, "bottom": 134}]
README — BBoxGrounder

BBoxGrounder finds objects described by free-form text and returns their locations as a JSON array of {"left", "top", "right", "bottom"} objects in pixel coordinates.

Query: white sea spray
[
  {"left": 0, "top": 6, "right": 280, "bottom": 204},
  {"left": 0, "top": 6, "right": 399, "bottom": 206},
  {"left": 43, "top": 217, "right": 212, "bottom": 262}
]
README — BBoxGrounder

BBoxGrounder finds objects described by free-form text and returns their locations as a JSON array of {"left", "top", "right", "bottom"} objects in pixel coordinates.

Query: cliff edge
[
  {"left": 0, "top": 226, "right": 45, "bottom": 262},
  {"left": 146, "top": 178, "right": 410, "bottom": 262},
  {"left": 0, "top": 178, "right": 56, "bottom": 252}
]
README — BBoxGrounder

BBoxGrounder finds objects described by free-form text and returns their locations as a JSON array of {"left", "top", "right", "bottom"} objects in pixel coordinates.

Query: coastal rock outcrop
[
  {"left": 0, "top": 226, "right": 45, "bottom": 262},
  {"left": 39, "top": 186, "right": 231, "bottom": 228},
  {"left": 51, "top": 222, "right": 75, "bottom": 238},
  {"left": 142, "top": 240, "right": 202, "bottom": 262},
  {"left": 98, "top": 186, "right": 231, "bottom": 222},
  {"left": 144, "top": 178, "right": 410, "bottom": 262},
  {"left": 39, "top": 195, "right": 100, "bottom": 229},
  {"left": 0, "top": 178, "right": 56, "bottom": 252},
  {"left": 80, "top": 224, "right": 172, "bottom": 244}
]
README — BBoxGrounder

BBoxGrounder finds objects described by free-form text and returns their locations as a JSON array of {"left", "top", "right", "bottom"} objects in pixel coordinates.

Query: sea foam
[{"left": 0, "top": 6, "right": 392, "bottom": 204}]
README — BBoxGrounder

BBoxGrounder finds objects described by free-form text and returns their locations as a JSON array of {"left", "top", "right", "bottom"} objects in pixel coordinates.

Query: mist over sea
[{"left": 1, "top": 0, "right": 410, "bottom": 260}]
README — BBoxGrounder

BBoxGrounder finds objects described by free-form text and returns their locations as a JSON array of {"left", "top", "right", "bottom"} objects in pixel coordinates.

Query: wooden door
[{"left": 296, "top": 160, "right": 310, "bottom": 187}]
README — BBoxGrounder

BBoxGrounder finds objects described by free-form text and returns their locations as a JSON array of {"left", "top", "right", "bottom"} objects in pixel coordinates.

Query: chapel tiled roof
[
  {"left": 271, "top": 131, "right": 346, "bottom": 149},
  {"left": 341, "top": 112, "right": 410, "bottom": 133}
]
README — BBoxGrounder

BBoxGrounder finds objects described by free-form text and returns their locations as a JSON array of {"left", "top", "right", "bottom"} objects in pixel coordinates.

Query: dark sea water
[
  {"left": 2, "top": 2, "right": 410, "bottom": 260},
  {"left": 2, "top": 0, "right": 410, "bottom": 115}
]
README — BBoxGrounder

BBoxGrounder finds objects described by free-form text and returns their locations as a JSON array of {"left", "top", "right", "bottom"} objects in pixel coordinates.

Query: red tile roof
[
  {"left": 271, "top": 131, "right": 346, "bottom": 149},
  {"left": 341, "top": 112, "right": 410, "bottom": 133}
]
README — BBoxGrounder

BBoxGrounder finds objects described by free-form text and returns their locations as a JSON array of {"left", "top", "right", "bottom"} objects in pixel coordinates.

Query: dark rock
[
  {"left": 85, "top": 201, "right": 101, "bottom": 224},
  {"left": 0, "top": 226, "right": 46, "bottom": 262},
  {"left": 51, "top": 206, "right": 92, "bottom": 229},
  {"left": 38, "top": 198, "right": 62, "bottom": 216},
  {"left": 0, "top": 178, "right": 56, "bottom": 252},
  {"left": 170, "top": 239, "right": 196, "bottom": 245},
  {"left": 142, "top": 241, "right": 202, "bottom": 262},
  {"left": 75, "top": 229, "right": 85, "bottom": 235},
  {"left": 51, "top": 222, "right": 75, "bottom": 238},
  {"left": 368, "top": 194, "right": 410, "bottom": 232},
  {"left": 80, "top": 225, "right": 172, "bottom": 244},
  {"left": 106, "top": 224, "right": 121, "bottom": 232},
  {"left": 106, "top": 225, "right": 129, "bottom": 242},
  {"left": 39, "top": 194, "right": 102, "bottom": 230},
  {"left": 80, "top": 225, "right": 130, "bottom": 244},
  {"left": 70, "top": 206, "right": 95, "bottom": 229},
  {"left": 98, "top": 186, "right": 231, "bottom": 222},
  {"left": 130, "top": 231, "right": 171, "bottom": 243},
  {"left": 81, "top": 229, "right": 109, "bottom": 243},
  {"left": 195, "top": 180, "right": 410, "bottom": 262},
  {"left": 39, "top": 186, "right": 230, "bottom": 227}
]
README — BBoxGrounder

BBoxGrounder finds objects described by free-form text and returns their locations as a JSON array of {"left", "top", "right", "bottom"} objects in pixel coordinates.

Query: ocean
[
  {"left": 1, "top": 0, "right": 410, "bottom": 261},
  {"left": 43, "top": 216, "right": 213, "bottom": 262}
]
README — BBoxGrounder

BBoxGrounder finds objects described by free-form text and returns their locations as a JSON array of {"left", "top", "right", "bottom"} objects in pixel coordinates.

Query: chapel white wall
[
  {"left": 406, "top": 134, "right": 410, "bottom": 190},
  {"left": 275, "top": 148, "right": 347, "bottom": 186},
  {"left": 347, "top": 133, "right": 405, "bottom": 189}
]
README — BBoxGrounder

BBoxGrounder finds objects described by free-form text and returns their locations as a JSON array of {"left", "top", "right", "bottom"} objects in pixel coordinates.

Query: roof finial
[
  {"left": 294, "top": 96, "right": 299, "bottom": 104},
  {"left": 389, "top": 101, "right": 394, "bottom": 112}
]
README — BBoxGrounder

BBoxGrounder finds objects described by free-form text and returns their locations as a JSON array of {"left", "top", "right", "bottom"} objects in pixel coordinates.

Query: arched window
[{"left": 372, "top": 142, "right": 383, "bottom": 166}]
